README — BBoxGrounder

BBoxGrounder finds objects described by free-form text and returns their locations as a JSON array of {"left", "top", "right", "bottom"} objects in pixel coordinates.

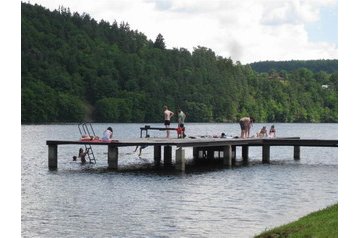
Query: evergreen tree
[{"left": 153, "top": 33, "right": 166, "bottom": 49}]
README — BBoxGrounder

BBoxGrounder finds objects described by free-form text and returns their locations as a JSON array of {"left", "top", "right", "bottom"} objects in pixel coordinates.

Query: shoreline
[{"left": 254, "top": 203, "right": 338, "bottom": 237}]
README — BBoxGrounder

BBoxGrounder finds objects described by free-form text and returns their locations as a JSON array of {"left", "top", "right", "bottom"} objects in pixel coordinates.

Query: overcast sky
[{"left": 27, "top": 0, "right": 337, "bottom": 64}]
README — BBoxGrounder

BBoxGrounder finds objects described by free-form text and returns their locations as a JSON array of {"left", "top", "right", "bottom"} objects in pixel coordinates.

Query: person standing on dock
[
  {"left": 239, "top": 116, "right": 255, "bottom": 138},
  {"left": 177, "top": 108, "right": 186, "bottom": 138},
  {"left": 163, "top": 106, "right": 174, "bottom": 138}
]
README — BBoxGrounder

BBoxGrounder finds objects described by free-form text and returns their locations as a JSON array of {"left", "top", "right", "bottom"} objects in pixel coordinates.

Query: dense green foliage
[
  {"left": 250, "top": 59, "right": 338, "bottom": 74},
  {"left": 21, "top": 3, "right": 338, "bottom": 124},
  {"left": 255, "top": 203, "right": 338, "bottom": 238}
]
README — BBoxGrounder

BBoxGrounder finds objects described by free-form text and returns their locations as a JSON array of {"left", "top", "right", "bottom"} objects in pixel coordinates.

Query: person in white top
[
  {"left": 177, "top": 109, "right": 186, "bottom": 138},
  {"left": 102, "top": 127, "right": 113, "bottom": 141},
  {"left": 163, "top": 106, "right": 174, "bottom": 138}
]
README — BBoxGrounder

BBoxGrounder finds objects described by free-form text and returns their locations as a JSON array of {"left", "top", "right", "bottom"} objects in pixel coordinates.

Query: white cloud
[{"left": 27, "top": 0, "right": 337, "bottom": 64}]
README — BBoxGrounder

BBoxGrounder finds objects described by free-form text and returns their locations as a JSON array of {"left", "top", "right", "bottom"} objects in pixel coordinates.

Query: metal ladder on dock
[{"left": 78, "top": 122, "right": 97, "bottom": 164}]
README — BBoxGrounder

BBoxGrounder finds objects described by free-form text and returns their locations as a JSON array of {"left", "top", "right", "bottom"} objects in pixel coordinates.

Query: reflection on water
[{"left": 22, "top": 123, "right": 337, "bottom": 238}]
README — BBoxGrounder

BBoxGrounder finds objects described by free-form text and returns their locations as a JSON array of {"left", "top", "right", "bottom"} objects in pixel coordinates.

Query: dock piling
[
  {"left": 154, "top": 145, "right": 161, "bottom": 166},
  {"left": 242, "top": 145, "right": 249, "bottom": 164},
  {"left": 164, "top": 145, "right": 172, "bottom": 165},
  {"left": 193, "top": 147, "right": 199, "bottom": 159},
  {"left": 223, "top": 145, "right": 232, "bottom": 167},
  {"left": 294, "top": 146, "right": 300, "bottom": 160},
  {"left": 262, "top": 145, "right": 270, "bottom": 164},
  {"left": 108, "top": 145, "right": 118, "bottom": 169},
  {"left": 48, "top": 144, "right": 58, "bottom": 170},
  {"left": 207, "top": 148, "right": 214, "bottom": 160},
  {"left": 175, "top": 147, "right": 186, "bottom": 171}
]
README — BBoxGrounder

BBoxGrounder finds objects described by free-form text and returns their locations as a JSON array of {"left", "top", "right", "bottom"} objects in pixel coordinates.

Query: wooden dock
[{"left": 46, "top": 137, "right": 338, "bottom": 171}]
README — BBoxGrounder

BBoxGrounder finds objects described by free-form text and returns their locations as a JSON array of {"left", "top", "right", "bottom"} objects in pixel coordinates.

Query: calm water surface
[{"left": 22, "top": 123, "right": 337, "bottom": 238}]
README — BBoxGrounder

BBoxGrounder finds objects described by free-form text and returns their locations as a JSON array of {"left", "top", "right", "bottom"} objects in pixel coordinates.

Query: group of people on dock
[
  {"left": 239, "top": 116, "right": 276, "bottom": 138},
  {"left": 163, "top": 105, "right": 186, "bottom": 138},
  {"left": 256, "top": 125, "right": 276, "bottom": 138},
  {"left": 164, "top": 107, "right": 276, "bottom": 139},
  {"left": 75, "top": 106, "right": 277, "bottom": 162},
  {"left": 74, "top": 126, "right": 114, "bottom": 163}
]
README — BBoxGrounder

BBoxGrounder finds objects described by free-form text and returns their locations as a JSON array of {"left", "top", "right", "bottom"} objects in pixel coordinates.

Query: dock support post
[
  {"left": 198, "top": 148, "right": 205, "bottom": 159},
  {"left": 223, "top": 145, "right": 232, "bottom": 167},
  {"left": 207, "top": 148, "right": 214, "bottom": 160},
  {"left": 232, "top": 146, "right": 236, "bottom": 159},
  {"left": 294, "top": 146, "right": 300, "bottom": 160},
  {"left": 164, "top": 145, "right": 172, "bottom": 165},
  {"left": 175, "top": 147, "right": 186, "bottom": 171},
  {"left": 108, "top": 145, "right": 118, "bottom": 170},
  {"left": 242, "top": 145, "right": 249, "bottom": 164},
  {"left": 262, "top": 145, "right": 270, "bottom": 164},
  {"left": 48, "top": 144, "right": 58, "bottom": 170},
  {"left": 154, "top": 145, "right": 161, "bottom": 166},
  {"left": 193, "top": 147, "right": 199, "bottom": 159},
  {"left": 232, "top": 146, "right": 236, "bottom": 165}
]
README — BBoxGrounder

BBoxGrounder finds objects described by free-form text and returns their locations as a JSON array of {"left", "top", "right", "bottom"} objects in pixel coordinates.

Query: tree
[
  {"left": 153, "top": 33, "right": 166, "bottom": 49},
  {"left": 186, "top": 101, "right": 213, "bottom": 122},
  {"left": 95, "top": 98, "right": 120, "bottom": 122},
  {"left": 57, "top": 93, "right": 86, "bottom": 122},
  {"left": 21, "top": 80, "right": 58, "bottom": 123},
  {"left": 21, "top": 2, "right": 338, "bottom": 124}
]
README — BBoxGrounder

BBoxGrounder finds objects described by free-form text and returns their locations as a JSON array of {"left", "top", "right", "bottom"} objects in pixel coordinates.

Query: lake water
[{"left": 22, "top": 123, "right": 337, "bottom": 238}]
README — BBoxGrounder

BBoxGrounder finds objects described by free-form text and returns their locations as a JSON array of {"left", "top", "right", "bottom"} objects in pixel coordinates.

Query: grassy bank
[{"left": 255, "top": 203, "right": 338, "bottom": 238}]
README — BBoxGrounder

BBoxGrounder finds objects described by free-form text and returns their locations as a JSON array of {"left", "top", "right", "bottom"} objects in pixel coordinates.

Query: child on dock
[
  {"left": 257, "top": 126, "right": 268, "bottom": 138},
  {"left": 268, "top": 125, "right": 276, "bottom": 138},
  {"left": 177, "top": 108, "right": 186, "bottom": 138}
]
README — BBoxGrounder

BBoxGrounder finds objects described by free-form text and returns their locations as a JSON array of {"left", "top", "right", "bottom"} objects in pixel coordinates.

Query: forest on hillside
[
  {"left": 249, "top": 60, "right": 337, "bottom": 74},
  {"left": 21, "top": 2, "right": 338, "bottom": 124}
]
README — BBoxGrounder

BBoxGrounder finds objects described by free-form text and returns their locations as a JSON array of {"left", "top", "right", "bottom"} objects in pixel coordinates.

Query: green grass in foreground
[{"left": 254, "top": 203, "right": 338, "bottom": 238}]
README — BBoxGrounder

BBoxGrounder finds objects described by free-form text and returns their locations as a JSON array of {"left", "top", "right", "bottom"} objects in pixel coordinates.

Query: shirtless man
[{"left": 163, "top": 106, "right": 174, "bottom": 138}]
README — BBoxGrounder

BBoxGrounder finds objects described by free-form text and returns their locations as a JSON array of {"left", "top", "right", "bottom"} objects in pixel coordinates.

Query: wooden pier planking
[{"left": 46, "top": 137, "right": 338, "bottom": 171}]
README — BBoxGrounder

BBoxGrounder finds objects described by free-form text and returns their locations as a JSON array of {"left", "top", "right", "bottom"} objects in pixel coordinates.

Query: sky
[{"left": 26, "top": 0, "right": 338, "bottom": 64}]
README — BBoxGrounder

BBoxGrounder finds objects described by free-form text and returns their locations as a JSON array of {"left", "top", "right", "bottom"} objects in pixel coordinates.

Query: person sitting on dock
[
  {"left": 79, "top": 148, "right": 88, "bottom": 163},
  {"left": 268, "top": 125, "right": 276, "bottom": 138},
  {"left": 102, "top": 127, "right": 113, "bottom": 141},
  {"left": 257, "top": 126, "right": 268, "bottom": 138},
  {"left": 80, "top": 135, "right": 100, "bottom": 141},
  {"left": 239, "top": 116, "right": 255, "bottom": 139}
]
